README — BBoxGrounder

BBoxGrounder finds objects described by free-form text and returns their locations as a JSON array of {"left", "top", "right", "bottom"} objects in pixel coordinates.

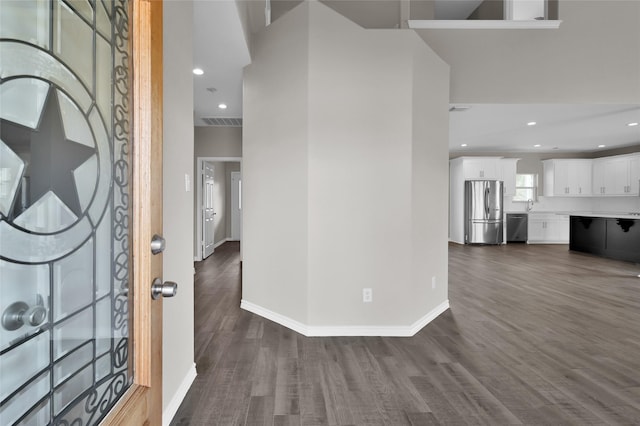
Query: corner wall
[
  {"left": 243, "top": 1, "right": 450, "bottom": 334},
  {"left": 162, "top": 1, "right": 195, "bottom": 423},
  {"left": 243, "top": 3, "right": 310, "bottom": 324}
]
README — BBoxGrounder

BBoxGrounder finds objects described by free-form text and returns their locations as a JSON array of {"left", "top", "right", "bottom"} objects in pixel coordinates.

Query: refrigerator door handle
[{"left": 484, "top": 187, "right": 490, "bottom": 217}]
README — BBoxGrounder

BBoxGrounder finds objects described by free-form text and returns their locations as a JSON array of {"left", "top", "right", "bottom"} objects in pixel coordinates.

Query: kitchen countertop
[
  {"left": 505, "top": 211, "right": 640, "bottom": 219},
  {"left": 569, "top": 212, "right": 640, "bottom": 220}
]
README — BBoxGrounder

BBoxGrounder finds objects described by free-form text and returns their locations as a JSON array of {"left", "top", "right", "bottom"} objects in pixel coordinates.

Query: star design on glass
[{"left": 1, "top": 87, "right": 95, "bottom": 219}]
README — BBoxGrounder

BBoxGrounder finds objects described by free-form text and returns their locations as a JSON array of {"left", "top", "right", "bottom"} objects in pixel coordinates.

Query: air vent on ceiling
[
  {"left": 201, "top": 117, "right": 243, "bottom": 127},
  {"left": 449, "top": 105, "right": 471, "bottom": 112}
]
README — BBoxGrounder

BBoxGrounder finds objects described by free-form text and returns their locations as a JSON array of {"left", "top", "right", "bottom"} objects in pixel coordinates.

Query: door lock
[{"left": 151, "top": 278, "right": 178, "bottom": 299}]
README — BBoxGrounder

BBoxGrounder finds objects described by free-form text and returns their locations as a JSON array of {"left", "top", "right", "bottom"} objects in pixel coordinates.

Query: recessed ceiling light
[
  {"left": 193, "top": 68, "right": 204, "bottom": 75},
  {"left": 598, "top": 144, "right": 606, "bottom": 148},
  {"left": 527, "top": 121, "right": 537, "bottom": 126},
  {"left": 461, "top": 144, "right": 468, "bottom": 147},
  {"left": 218, "top": 103, "right": 227, "bottom": 110},
  {"left": 534, "top": 144, "right": 541, "bottom": 148},
  {"left": 628, "top": 122, "right": 639, "bottom": 127}
]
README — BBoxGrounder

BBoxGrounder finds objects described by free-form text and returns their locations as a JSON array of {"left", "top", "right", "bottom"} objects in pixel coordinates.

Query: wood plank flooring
[{"left": 171, "top": 242, "right": 640, "bottom": 425}]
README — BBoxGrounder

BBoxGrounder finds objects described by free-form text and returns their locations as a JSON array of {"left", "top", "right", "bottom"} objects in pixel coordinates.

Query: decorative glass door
[{"left": 0, "top": 0, "right": 133, "bottom": 424}]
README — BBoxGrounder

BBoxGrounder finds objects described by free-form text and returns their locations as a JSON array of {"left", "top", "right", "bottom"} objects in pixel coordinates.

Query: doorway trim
[{"left": 195, "top": 156, "right": 242, "bottom": 261}]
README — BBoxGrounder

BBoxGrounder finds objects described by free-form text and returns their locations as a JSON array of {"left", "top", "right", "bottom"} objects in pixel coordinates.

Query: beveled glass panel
[
  {"left": 96, "top": 0, "right": 112, "bottom": 39},
  {"left": 95, "top": 353, "right": 112, "bottom": 382},
  {"left": 65, "top": 0, "right": 93, "bottom": 22},
  {"left": 0, "top": 217, "right": 92, "bottom": 262},
  {"left": 0, "top": 140, "right": 25, "bottom": 216},
  {"left": 53, "top": 364, "right": 93, "bottom": 414},
  {"left": 58, "top": 89, "right": 95, "bottom": 148},
  {"left": 17, "top": 398, "right": 50, "bottom": 426},
  {"left": 95, "top": 296, "right": 112, "bottom": 356},
  {"left": 0, "top": 42, "right": 92, "bottom": 112},
  {"left": 87, "top": 106, "right": 112, "bottom": 224},
  {"left": 53, "top": 0, "right": 94, "bottom": 90},
  {"left": 96, "top": 35, "right": 113, "bottom": 136},
  {"left": 0, "top": 78, "right": 49, "bottom": 129},
  {"left": 0, "top": 0, "right": 50, "bottom": 49},
  {"left": 13, "top": 191, "right": 78, "bottom": 233},
  {"left": 53, "top": 238, "right": 94, "bottom": 321},
  {"left": 95, "top": 209, "right": 111, "bottom": 298},
  {"left": 0, "top": 371, "right": 49, "bottom": 426},
  {"left": 53, "top": 343, "right": 93, "bottom": 386},
  {"left": 53, "top": 307, "right": 93, "bottom": 360},
  {"left": 0, "top": 332, "right": 49, "bottom": 401},
  {"left": 73, "top": 154, "right": 98, "bottom": 212}
]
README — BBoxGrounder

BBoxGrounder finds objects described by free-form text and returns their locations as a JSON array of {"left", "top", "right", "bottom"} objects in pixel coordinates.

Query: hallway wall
[{"left": 162, "top": 1, "right": 195, "bottom": 422}]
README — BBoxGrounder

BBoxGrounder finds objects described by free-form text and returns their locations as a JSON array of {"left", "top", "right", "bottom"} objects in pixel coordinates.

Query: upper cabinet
[
  {"left": 593, "top": 154, "right": 640, "bottom": 196},
  {"left": 461, "top": 157, "right": 501, "bottom": 180},
  {"left": 543, "top": 159, "right": 593, "bottom": 197},
  {"left": 501, "top": 158, "right": 519, "bottom": 197}
]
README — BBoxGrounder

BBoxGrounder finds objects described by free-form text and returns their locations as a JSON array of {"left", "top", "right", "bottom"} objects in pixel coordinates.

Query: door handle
[
  {"left": 2, "top": 294, "right": 47, "bottom": 331},
  {"left": 151, "top": 278, "right": 178, "bottom": 300}
]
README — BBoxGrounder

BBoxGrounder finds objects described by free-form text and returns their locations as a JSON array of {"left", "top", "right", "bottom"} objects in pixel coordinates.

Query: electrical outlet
[
  {"left": 362, "top": 288, "right": 373, "bottom": 303},
  {"left": 432, "top": 276, "right": 436, "bottom": 289}
]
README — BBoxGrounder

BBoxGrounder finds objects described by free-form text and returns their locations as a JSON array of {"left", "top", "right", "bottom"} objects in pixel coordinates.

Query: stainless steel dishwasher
[{"left": 506, "top": 213, "right": 528, "bottom": 243}]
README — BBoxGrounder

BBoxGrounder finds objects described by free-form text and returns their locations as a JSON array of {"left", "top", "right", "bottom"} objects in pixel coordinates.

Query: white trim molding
[
  {"left": 162, "top": 363, "right": 197, "bottom": 426},
  {"left": 408, "top": 20, "right": 562, "bottom": 30},
  {"left": 240, "top": 299, "right": 450, "bottom": 337}
]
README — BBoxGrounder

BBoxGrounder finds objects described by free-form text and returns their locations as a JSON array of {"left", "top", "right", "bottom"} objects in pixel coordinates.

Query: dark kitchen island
[{"left": 570, "top": 214, "right": 640, "bottom": 263}]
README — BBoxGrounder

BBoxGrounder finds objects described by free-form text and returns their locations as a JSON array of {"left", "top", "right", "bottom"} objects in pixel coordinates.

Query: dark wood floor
[{"left": 171, "top": 242, "right": 640, "bottom": 425}]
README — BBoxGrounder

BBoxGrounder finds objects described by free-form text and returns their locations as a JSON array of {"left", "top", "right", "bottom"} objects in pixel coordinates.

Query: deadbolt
[
  {"left": 150, "top": 234, "right": 166, "bottom": 255},
  {"left": 151, "top": 278, "right": 178, "bottom": 299}
]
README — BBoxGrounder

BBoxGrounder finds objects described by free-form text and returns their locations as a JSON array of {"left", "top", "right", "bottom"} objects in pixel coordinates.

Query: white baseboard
[
  {"left": 163, "top": 363, "right": 197, "bottom": 426},
  {"left": 240, "top": 299, "right": 450, "bottom": 337}
]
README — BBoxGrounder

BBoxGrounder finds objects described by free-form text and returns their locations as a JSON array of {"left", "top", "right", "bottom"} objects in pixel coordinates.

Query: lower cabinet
[
  {"left": 570, "top": 216, "right": 640, "bottom": 263},
  {"left": 569, "top": 216, "right": 606, "bottom": 255},
  {"left": 528, "top": 214, "right": 570, "bottom": 243}
]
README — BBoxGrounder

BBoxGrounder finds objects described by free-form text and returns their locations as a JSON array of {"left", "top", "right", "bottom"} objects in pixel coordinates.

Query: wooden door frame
[{"left": 102, "top": 0, "right": 163, "bottom": 424}]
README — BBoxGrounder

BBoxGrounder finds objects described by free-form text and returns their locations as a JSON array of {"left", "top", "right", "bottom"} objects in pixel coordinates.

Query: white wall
[
  {"left": 162, "top": 1, "right": 195, "bottom": 422},
  {"left": 243, "top": 1, "right": 450, "bottom": 333},
  {"left": 243, "top": 3, "right": 310, "bottom": 324},
  {"left": 194, "top": 126, "right": 242, "bottom": 158},
  {"left": 418, "top": 0, "right": 640, "bottom": 103}
]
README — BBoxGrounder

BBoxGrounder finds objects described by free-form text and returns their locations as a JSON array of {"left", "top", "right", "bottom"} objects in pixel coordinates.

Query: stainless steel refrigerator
[{"left": 464, "top": 180, "right": 504, "bottom": 244}]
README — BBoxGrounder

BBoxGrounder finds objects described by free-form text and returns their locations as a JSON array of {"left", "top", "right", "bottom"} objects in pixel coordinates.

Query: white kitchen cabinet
[
  {"left": 501, "top": 158, "right": 519, "bottom": 197},
  {"left": 543, "top": 159, "right": 592, "bottom": 196},
  {"left": 527, "top": 213, "right": 569, "bottom": 244},
  {"left": 593, "top": 154, "right": 640, "bottom": 196},
  {"left": 462, "top": 157, "right": 501, "bottom": 180}
]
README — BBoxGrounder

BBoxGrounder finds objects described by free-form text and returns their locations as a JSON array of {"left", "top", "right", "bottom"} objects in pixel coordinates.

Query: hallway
[{"left": 171, "top": 242, "right": 640, "bottom": 425}]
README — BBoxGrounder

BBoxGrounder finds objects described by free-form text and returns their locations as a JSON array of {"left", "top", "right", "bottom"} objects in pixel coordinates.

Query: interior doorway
[
  {"left": 202, "top": 162, "right": 216, "bottom": 258},
  {"left": 195, "top": 157, "right": 242, "bottom": 261},
  {"left": 230, "top": 171, "right": 242, "bottom": 241}
]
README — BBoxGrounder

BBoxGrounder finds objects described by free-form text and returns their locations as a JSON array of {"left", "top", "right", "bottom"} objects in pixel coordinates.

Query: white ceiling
[
  {"left": 192, "top": 1, "right": 640, "bottom": 153},
  {"left": 449, "top": 104, "right": 640, "bottom": 154},
  {"left": 192, "top": 0, "right": 250, "bottom": 126}
]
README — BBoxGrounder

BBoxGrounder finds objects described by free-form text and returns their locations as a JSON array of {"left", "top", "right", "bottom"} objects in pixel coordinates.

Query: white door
[
  {"left": 231, "top": 171, "right": 241, "bottom": 241},
  {"left": 203, "top": 162, "right": 215, "bottom": 258}
]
